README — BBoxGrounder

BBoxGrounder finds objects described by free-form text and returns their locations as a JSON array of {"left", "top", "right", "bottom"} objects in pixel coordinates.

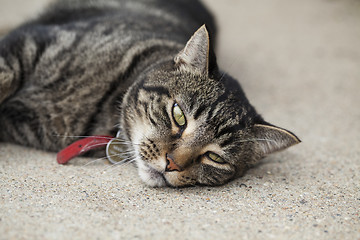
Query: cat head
[{"left": 121, "top": 25, "right": 300, "bottom": 187}]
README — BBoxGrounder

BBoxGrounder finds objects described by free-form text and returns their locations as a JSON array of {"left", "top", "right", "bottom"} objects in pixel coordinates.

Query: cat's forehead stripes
[{"left": 141, "top": 85, "right": 171, "bottom": 98}]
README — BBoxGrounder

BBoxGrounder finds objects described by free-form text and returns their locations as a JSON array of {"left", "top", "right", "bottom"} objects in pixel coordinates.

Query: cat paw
[{"left": 0, "top": 57, "right": 15, "bottom": 104}]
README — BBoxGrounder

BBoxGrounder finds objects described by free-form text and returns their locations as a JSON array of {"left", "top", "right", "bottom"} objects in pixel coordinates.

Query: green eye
[
  {"left": 207, "top": 152, "right": 225, "bottom": 164},
  {"left": 172, "top": 103, "right": 186, "bottom": 127}
]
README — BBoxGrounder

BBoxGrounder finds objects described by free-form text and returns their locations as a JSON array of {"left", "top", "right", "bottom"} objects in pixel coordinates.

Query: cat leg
[
  {"left": 0, "top": 30, "right": 39, "bottom": 105},
  {"left": 0, "top": 55, "right": 18, "bottom": 104},
  {"left": 0, "top": 32, "right": 40, "bottom": 144}
]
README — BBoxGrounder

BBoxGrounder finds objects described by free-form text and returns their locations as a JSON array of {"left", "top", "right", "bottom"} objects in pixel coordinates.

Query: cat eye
[
  {"left": 172, "top": 103, "right": 186, "bottom": 127},
  {"left": 206, "top": 152, "right": 225, "bottom": 164}
]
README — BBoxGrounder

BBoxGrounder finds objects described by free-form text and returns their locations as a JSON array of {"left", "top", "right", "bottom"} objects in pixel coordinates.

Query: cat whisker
[
  {"left": 79, "top": 142, "right": 136, "bottom": 153},
  {"left": 111, "top": 157, "right": 137, "bottom": 168},
  {"left": 53, "top": 134, "right": 115, "bottom": 140},
  {"left": 109, "top": 148, "right": 136, "bottom": 153},
  {"left": 54, "top": 134, "right": 141, "bottom": 147},
  {"left": 220, "top": 55, "right": 240, "bottom": 82},
  {"left": 106, "top": 138, "right": 142, "bottom": 146},
  {"left": 82, "top": 154, "right": 124, "bottom": 167},
  {"left": 106, "top": 152, "right": 135, "bottom": 161},
  {"left": 80, "top": 142, "right": 109, "bottom": 153},
  {"left": 111, "top": 140, "right": 140, "bottom": 146},
  {"left": 82, "top": 149, "right": 135, "bottom": 166},
  {"left": 218, "top": 70, "right": 227, "bottom": 82},
  {"left": 102, "top": 159, "right": 137, "bottom": 174},
  {"left": 101, "top": 155, "right": 137, "bottom": 173},
  {"left": 82, "top": 156, "right": 109, "bottom": 167}
]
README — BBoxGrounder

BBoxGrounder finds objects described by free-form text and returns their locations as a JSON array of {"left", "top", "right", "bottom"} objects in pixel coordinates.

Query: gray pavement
[{"left": 0, "top": 0, "right": 359, "bottom": 239}]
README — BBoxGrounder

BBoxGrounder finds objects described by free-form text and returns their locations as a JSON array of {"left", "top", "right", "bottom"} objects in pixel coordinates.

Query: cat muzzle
[{"left": 165, "top": 153, "right": 183, "bottom": 172}]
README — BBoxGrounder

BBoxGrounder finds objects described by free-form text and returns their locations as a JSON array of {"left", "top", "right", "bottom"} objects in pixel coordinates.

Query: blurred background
[{"left": 0, "top": 0, "right": 52, "bottom": 34}]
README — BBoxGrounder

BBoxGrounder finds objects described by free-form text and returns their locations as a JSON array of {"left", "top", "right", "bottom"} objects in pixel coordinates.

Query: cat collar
[{"left": 57, "top": 131, "right": 122, "bottom": 164}]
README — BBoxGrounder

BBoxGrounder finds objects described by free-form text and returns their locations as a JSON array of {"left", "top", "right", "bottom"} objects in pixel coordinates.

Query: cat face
[{"left": 121, "top": 26, "right": 300, "bottom": 187}]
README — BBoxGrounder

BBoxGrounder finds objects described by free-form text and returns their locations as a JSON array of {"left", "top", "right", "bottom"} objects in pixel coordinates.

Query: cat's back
[
  {"left": 0, "top": 0, "right": 217, "bottom": 151},
  {"left": 34, "top": 0, "right": 216, "bottom": 43},
  {"left": 17, "top": 0, "right": 217, "bottom": 77}
]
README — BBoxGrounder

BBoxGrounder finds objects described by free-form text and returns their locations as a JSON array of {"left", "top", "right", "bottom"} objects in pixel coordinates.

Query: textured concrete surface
[{"left": 1, "top": 0, "right": 359, "bottom": 239}]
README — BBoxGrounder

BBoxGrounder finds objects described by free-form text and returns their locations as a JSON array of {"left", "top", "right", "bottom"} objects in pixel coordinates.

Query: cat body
[{"left": 0, "top": 0, "right": 300, "bottom": 187}]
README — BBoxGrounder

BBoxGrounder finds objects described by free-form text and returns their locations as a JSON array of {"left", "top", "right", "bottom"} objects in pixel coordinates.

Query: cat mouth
[{"left": 139, "top": 162, "right": 172, "bottom": 187}]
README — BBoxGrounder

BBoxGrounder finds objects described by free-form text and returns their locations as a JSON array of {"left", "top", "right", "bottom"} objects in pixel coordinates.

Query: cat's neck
[{"left": 126, "top": 40, "right": 181, "bottom": 84}]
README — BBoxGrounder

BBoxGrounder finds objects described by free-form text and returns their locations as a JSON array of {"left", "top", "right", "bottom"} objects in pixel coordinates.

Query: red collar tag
[{"left": 57, "top": 136, "right": 113, "bottom": 164}]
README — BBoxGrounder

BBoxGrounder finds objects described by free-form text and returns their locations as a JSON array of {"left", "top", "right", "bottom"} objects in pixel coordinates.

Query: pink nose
[{"left": 165, "top": 154, "right": 183, "bottom": 172}]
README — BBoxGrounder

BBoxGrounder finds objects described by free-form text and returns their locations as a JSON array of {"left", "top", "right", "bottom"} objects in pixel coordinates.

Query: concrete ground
[{"left": 0, "top": 0, "right": 359, "bottom": 239}]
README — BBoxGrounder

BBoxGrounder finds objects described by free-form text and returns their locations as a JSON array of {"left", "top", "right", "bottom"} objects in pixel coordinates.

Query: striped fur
[{"left": 0, "top": 0, "right": 300, "bottom": 187}]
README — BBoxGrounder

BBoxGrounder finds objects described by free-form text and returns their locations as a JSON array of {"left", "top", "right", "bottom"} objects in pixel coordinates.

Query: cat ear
[
  {"left": 174, "top": 25, "right": 210, "bottom": 75},
  {"left": 252, "top": 124, "right": 301, "bottom": 156}
]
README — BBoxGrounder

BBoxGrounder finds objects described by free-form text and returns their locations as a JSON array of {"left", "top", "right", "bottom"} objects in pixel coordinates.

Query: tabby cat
[{"left": 0, "top": 0, "right": 300, "bottom": 187}]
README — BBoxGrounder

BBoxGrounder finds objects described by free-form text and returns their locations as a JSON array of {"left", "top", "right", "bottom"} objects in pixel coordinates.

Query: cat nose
[{"left": 165, "top": 153, "right": 183, "bottom": 172}]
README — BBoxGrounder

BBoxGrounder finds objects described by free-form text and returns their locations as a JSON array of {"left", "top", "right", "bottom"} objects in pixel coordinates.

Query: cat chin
[{"left": 137, "top": 161, "right": 167, "bottom": 187}]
